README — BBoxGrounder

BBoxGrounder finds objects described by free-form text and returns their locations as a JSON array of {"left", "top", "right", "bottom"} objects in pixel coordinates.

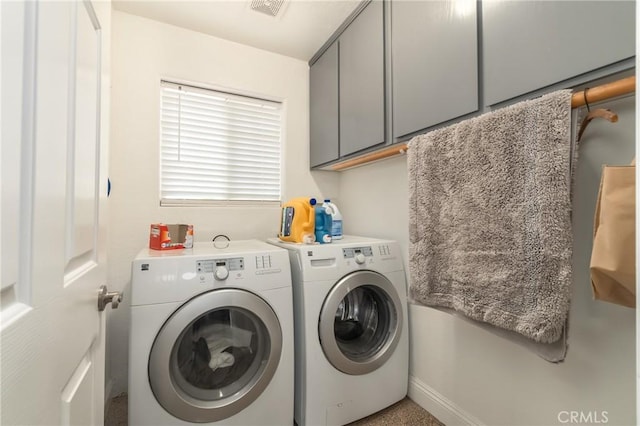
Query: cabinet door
[
  {"left": 339, "top": 0, "right": 385, "bottom": 157},
  {"left": 392, "top": 0, "right": 478, "bottom": 139},
  {"left": 310, "top": 42, "right": 339, "bottom": 167},
  {"left": 483, "top": 0, "right": 635, "bottom": 105}
]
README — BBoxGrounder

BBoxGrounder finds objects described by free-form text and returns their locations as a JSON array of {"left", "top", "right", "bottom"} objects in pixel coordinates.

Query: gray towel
[{"left": 408, "top": 90, "right": 573, "bottom": 361}]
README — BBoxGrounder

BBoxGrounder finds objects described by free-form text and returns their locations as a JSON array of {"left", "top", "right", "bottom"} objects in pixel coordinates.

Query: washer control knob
[
  {"left": 214, "top": 266, "right": 229, "bottom": 281},
  {"left": 355, "top": 253, "right": 366, "bottom": 265}
]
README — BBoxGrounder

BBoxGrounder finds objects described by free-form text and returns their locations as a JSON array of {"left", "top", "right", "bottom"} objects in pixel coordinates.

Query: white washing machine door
[
  {"left": 148, "top": 288, "right": 282, "bottom": 423},
  {"left": 318, "top": 270, "right": 403, "bottom": 375}
]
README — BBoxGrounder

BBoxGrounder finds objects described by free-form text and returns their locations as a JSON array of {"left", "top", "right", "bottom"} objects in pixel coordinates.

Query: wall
[
  {"left": 107, "top": 11, "right": 339, "bottom": 396},
  {"left": 339, "top": 93, "right": 636, "bottom": 425}
]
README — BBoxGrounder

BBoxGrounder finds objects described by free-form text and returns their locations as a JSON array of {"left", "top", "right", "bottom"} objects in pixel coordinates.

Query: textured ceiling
[{"left": 112, "top": 0, "right": 361, "bottom": 61}]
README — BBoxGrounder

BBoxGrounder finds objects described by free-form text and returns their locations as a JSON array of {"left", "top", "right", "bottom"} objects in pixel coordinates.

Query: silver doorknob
[{"left": 98, "top": 285, "right": 123, "bottom": 312}]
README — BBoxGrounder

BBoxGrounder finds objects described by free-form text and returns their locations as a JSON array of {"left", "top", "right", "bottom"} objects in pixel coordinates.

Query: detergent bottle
[
  {"left": 323, "top": 199, "right": 343, "bottom": 240},
  {"left": 279, "top": 197, "right": 316, "bottom": 244},
  {"left": 314, "top": 203, "right": 333, "bottom": 244}
]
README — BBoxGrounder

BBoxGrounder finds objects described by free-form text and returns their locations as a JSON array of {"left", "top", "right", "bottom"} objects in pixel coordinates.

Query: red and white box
[{"left": 149, "top": 224, "right": 193, "bottom": 250}]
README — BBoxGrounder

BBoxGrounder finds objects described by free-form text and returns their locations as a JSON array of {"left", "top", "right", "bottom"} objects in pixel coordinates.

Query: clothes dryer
[
  {"left": 128, "top": 240, "right": 293, "bottom": 425},
  {"left": 268, "top": 236, "right": 409, "bottom": 425}
]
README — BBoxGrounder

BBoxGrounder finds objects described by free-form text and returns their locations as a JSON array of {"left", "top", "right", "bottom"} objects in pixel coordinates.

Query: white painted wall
[
  {"left": 339, "top": 95, "right": 636, "bottom": 425},
  {"left": 107, "top": 11, "right": 339, "bottom": 396}
]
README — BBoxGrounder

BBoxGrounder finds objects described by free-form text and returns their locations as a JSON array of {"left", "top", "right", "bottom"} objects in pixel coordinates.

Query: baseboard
[{"left": 408, "top": 376, "right": 485, "bottom": 426}]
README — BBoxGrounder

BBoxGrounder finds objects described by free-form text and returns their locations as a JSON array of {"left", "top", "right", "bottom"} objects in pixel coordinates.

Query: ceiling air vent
[{"left": 250, "top": 0, "right": 285, "bottom": 17}]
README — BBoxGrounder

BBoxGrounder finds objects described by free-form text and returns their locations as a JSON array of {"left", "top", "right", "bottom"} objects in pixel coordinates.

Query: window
[{"left": 160, "top": 81, "right": 282, "bottom": 205}]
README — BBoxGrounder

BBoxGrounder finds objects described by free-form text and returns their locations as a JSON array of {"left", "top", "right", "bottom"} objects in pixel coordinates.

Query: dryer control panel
[
  {"left": 131, "top": 241, "right": 291, "bottom": 306},
  {"left": 197, "top": 258, "right": 244, "bottom": 281},
  {"left": 196, "top": 257, "right": 244, "bottom": 281},
  {"left": 196, "top": 258, "right": 245, "bottom": 273},
  {"left": 194, "top": 255, "right": 284, "bottom": 283}
]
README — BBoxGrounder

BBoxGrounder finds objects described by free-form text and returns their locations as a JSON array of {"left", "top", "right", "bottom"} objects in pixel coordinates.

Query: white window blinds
[{"left": 160, "top": 81, "right": 282, "bottom": 204}]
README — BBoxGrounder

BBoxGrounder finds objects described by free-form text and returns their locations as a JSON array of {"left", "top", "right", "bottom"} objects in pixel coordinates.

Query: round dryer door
[
  {"left": 318, "top": 270, "right": 403, "bottom": 375},
  {"left": 148, "top": 289, "right": 282, "bottom": 423}
]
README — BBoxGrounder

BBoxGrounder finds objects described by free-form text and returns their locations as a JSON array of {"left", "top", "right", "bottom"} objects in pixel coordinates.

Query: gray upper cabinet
[
  {"left": 339, "top": 1, "right": 385, "bottom": 157},
  {"left": 310, "top": 42, "right": 339, "bottom": 167},
  {"left": 391, "top": 0, "right": 478, "bottom": 140},
  {"left": 483, "top": 0, "right": 635, "bottom": 106}
]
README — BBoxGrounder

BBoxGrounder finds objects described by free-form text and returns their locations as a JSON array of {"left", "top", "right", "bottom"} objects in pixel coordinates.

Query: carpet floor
[{"left": 105, "top": 394, "right": 444, "bottom": 425}]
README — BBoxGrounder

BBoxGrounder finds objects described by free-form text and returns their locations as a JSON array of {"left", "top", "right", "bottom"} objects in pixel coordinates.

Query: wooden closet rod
[
  {"left": 331, "top": 75, "right": 636, "bottom": 171},
  {"left": 571, "top": 75, "right": 635, "bottom": 108}
]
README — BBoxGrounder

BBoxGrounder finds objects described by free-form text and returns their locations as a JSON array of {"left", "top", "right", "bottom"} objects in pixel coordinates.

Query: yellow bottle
[{"left": 279, "top": 197, "right": 317, "bottom": 244}]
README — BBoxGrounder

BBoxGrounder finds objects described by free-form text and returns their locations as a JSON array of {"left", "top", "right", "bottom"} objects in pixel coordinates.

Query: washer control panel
[
  {"left": 343, "top": 247, "right": 374, "bottom": 265},
  {"left": 378, "top": 244, "right": 392, "bottom": 256},
  {"left": 342, "top": 246, "right": 373, "bottom": 259}
]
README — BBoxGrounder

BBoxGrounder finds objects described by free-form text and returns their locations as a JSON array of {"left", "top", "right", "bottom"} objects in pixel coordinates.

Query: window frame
[{"left": 158, "top": 79, "right": 285, "bottom": 207}]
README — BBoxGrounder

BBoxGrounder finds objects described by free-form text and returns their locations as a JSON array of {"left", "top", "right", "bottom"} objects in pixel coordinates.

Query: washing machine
[
  {"left": 128, "top": 240, "right": 293, "bottom": 425},
  {"left": 267, "top": 236, "right": 409, "bottom": 425}
]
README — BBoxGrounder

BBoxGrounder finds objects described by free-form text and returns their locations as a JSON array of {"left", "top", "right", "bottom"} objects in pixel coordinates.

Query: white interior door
[{"left": 1, "top": 0, "right": 111, "bottom": 424}]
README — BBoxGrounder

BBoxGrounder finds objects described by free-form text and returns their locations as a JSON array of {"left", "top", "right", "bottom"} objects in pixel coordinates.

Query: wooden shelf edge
[
  {"left": 327, "top": 75, "right": 635, "bottom": 172},
  {"left": 331, "top": 143, "right": 409, "bottom": 171}
]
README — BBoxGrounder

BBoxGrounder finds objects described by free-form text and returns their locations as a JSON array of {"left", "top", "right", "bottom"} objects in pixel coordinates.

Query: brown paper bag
[{"left": 590, "top": 161, "right": 636, "bottom": 308}]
